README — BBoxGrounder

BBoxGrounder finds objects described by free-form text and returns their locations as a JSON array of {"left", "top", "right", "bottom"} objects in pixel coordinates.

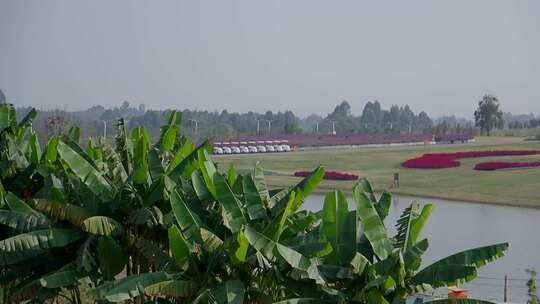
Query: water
[{"left": 303, "top": 194, "right": 540, "bottom": 303}]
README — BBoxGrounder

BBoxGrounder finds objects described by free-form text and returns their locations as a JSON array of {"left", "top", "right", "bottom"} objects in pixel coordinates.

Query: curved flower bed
[
  {"left": 402, "top": 150, "right": 540, "bottom": 169},
  {"left": 294, "top": 170, "right": 358, "bottom": 181},
  {"left": 474, "top": 161, "right": 540, "bottom": 171}
]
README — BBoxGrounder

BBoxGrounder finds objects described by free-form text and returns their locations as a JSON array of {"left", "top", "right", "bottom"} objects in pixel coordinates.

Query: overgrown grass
[{"left": 216, "top": 137, "right": 540, "bottom": 207}]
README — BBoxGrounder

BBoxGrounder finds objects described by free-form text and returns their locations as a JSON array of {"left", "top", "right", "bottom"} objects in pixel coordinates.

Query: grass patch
[{"left": 215, "top": 137, "right": 540, "bottom": 207}]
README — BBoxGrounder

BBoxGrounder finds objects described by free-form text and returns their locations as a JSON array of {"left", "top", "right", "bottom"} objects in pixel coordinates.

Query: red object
[
  {"left": 474, "top": 161, "right": 540, "bottom": 171},
  {"left": 294, "top": 170, "right": 358, "bottom": 181},
  {"left": 402, "top": 150, "right": 540, "bottom": 169}
]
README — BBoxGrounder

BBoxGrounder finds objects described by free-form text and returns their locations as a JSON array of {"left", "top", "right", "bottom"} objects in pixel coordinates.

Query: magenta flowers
[
  {"left": 474, "top": 161, "right": 540, "bottom": 171},
  {"left": 402, "top": 150, "right": 540, "bottom": 169},
  {"left": 294, "top": 170, "right": 358, "bottom": 181}
]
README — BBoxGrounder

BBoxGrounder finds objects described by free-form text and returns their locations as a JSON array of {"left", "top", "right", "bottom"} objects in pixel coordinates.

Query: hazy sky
[{"left": 1, "top": 1, "right": 539, "bottom": 118}]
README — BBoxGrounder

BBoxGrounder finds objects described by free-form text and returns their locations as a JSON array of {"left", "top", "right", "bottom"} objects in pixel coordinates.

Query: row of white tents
[{"left": 213, "top": 140, "right": 292, "bottom": 154}]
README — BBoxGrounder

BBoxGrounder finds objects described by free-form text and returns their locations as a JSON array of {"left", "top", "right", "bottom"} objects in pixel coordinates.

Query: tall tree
[{"left": 474, "top": 95, "right": 504, "bottom": 136}]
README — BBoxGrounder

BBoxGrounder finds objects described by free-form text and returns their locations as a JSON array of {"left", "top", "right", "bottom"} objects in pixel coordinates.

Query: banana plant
[
  {"left": 279, "top": 179, "right": 507, "bottom": 304},
  {"left": 0, "top": 104, "right": 508, "bottom": 304}
]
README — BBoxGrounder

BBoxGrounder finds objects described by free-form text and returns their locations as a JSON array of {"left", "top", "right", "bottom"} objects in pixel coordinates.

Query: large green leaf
[
  {"left": 352, "top": 186, "right": 393, "bottom": 260},
  {"left": 82, "top": 216, "right": 123, "bottom": 236},
  {"left": 91, "top": 271, "right": 173, "bottom": 302},
  {"left": 39, "top": 270, "right": 84, "bottom": 289},
  {"left": 214, "top": 279, "right": 245, "bottom": 304},
  {"left": 4, "top": 192, "right": 43, "bottom": 218},
  {"left": 200, "top": 160, "right": 217, "bottom": 198},
  {"left": 34, "top": 199, "right": 92, "bottom": 226},
  {"left": 416, "top": 243, "right": 509, "bottom": 277},
  {"left": 146, "top": 279, "right": 197, "bottom": 298},
  {"left": 0, "top": 228, "right": 84, "bottom": 265},
  {"left": 242, "top": 174, "right": 267, "bottom": 220},
  {"left": 170, "top": 189, "right": 203, "bottom": 245},
  {"left": 192, "top": 170, "right": 213, "bottom": 202},
  {"left": 271, "top": 166, "right": 324, "bottom": 215},
  {"left": 253, "top": 162, "right": 270, "bottom": 205},
  {"left": 403, "top": 238, "right": 429, "bottom": 273},
  {"left": 245, "top": 226, "right": 311, "bottom": 271},
  {"left": 411, "top": 264, "right": 477, "bottom": 287},
  {"left": 97, "top": 236, "right": 126, "bottom": 280},
  {"left": 168, "top": 225, "right": 190, "bottom": 267},
  {"left": 0, "top": 210, "right": 51, "bottom": 232},
  {"left": 57, "top": 140, "right": 113, "bottom": 202},
  {"left": 394, "top": 202, "right": 420, "bottom": 251},
  {"left": 321, "top": 190, "right": 356, "bottom": 264},
  {"left": 408, "top": 204, "right": 433, "bottom": 249},
  {"left": 0, "top": 103, "right": 16, "bottom": 130},
  {"left": 169, "top": 141, "right": 211, "bottom": 181},
  {"left": 214, "top": 174, "right": 247, "bottom": 233}
]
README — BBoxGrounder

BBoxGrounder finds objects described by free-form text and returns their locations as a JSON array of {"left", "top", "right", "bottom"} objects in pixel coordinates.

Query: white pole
[{"left": 102, "top": 120, "right": 107, "bottom": 138}]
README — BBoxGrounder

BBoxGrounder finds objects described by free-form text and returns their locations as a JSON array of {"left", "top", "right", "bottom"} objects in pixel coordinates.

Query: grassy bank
[{"left": 215, "top": 137, "right": 540, "bottom": 207}]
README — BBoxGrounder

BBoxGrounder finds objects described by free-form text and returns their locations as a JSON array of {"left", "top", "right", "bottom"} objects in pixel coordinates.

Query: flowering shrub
[
  {"left": 402, "top": 150, "right": 540, "bottom": 169},
  {"left": 294, "top": 170, "right": 358, "bottom": 180},
  {"left": 474, "top": 161, "right": 540, "bottom": 171}
]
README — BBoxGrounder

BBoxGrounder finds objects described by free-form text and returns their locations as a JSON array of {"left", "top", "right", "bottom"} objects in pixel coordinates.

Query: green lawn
[{"left": 215, "top": 137, "right": 540, "bottom": 207}]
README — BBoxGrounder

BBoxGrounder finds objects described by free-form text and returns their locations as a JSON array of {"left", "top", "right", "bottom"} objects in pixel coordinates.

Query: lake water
[{"left": 303, "top": 194, "right": 540, "bottom": 303}]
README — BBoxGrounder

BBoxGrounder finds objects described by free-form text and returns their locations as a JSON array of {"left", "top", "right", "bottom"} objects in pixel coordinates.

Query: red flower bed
[
  {"left": 474, "top": 161, "right": 540, "bottom": 171},
  {"left": 294, "top": 170, "right": 358, "bottom": 181},
  {"left": 402, "top": 150, "right": 540, "bottom": 169}
]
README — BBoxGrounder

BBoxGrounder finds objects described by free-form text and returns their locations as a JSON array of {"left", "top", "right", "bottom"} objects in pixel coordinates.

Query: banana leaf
[
  {"left": 90, "top": 271, "right": 173, "bottom": 302},
  {"left": 0, "top": 228, "right": 84, "bottom": 265},
  {"left": 352, "top": 186, "right": 393, "bottom": 260},
  {"left": 146, "top": 279, "right": 197, "bottom": 298},
  {"left": 242, "top": 174, "right": 267, "bottom": 220},
  {"left": 214, "top": 279, "right": 245, "bottom": 304},
  {"left": 0, "top": 210, "right": 51, "bottom": 232},
  {"left": 57, "top": 140, "right": 113, "bottom": 202},
  {"left": 321, "top": 190, "right": 356, "bottom": 264},
  {"left": 214, "top": 174, "right": 247, "bottom": 233},
  {"left": 82, "top": 216, "right": 123, "bottom": 236},
  {"left": 170, "top": 189, "right": 204, "bottom": 245}
]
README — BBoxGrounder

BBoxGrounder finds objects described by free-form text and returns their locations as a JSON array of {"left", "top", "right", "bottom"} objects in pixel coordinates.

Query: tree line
[{"left": 2, "top": 89, "right": 538, "bottom": 143}]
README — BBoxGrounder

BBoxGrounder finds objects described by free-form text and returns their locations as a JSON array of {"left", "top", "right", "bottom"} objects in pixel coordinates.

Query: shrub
[
  {"left": 403, "top": 150, "right": 540, "bottom": 169},
  {"left": 474, "top": 161, "right": 540, "bottom": 171}
]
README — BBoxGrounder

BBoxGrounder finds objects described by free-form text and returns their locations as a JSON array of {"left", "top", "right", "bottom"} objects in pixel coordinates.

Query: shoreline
[{"left": 265, "top": 182, "right": 540, "bottom": 209}]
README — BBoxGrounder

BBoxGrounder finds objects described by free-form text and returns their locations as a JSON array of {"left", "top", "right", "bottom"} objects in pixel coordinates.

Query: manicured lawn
[{"left": 215, "top": 137, "right": 540, "bottom": 207}]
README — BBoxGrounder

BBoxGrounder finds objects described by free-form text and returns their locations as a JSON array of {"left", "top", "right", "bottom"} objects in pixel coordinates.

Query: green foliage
[
  {"left": 526, "top": 268, "right": 540, "bottom": 304},
  {"left": 0, "top": 104, "right": 507, "bottom": 303},
  {"left": 474, "top": 95, "right": 504, "bottom": 136}
]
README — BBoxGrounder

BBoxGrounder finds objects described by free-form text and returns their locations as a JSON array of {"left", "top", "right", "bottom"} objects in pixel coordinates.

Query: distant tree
[
  {"left": 526, "top": 269, "right": 540, "bottom": 304},
  {"left": 474, "top": 95, "right": 504, "bottom": 136},
  {"left": 360, "top": 101, "right": 382, "bottom": 130},
  {"left": 139, "top": 103, "right": 146, "bottom": 113},
  {"left": 325, "top": 100, "right": 358, "bottom": 133},
  {"left": 120, "top": 101, "right": 130, "bottom": 111},
  {"left": 416, "top": 111, "right": 433, "bottom": 132}
]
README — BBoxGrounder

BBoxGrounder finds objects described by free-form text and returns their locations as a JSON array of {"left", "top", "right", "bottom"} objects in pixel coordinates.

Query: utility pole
[
  {"left": 315, "top": 122, "right": 319, "bottom": 134},
  {"left": 504, "top": 275, "right": 508, "bottom": 303},
  {"left": 267, "top": 120, "right": 272, "bottom": 134},
  {"left": 257, "top": 119, "right": 260, "bottom": 135},
  {"left": 190, "top": 119, "right": 199, "bottom": 137},
  {"left": 330, "top": 120, "right": 337, "bottom": 135},
  {"left": 102, "top": 120, "right": 107, "bottom": 138}
]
